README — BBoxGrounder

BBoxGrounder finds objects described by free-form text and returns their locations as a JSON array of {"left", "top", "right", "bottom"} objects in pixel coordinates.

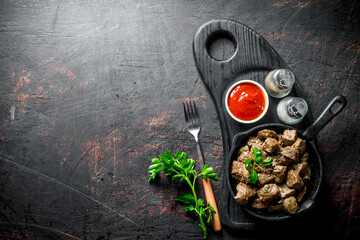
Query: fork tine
[
  {"left": 188, "top": 100, "right": 193, "bottom": 118},
  {"left": 187, "top": 101, "right": 193, "bottom": 122},
  {"left": 191, "top": 100, "right": 198, "bottom": 119},
  {"left": 189, "top": 100, "right": 198, "bottom": 124},
  {"left": 183, "top": 102, "right": 189, "bottom": 123},
  {"left": 183, "top": 100, "right": 201, "bottom": 127}
]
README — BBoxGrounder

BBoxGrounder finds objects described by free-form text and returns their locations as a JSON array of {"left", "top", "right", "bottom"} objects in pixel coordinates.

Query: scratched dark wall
[{"left": 0, "top": 0, "right": 359, "bottom": 239}]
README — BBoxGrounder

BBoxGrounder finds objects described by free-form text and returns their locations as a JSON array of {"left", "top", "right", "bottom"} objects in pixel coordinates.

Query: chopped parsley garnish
[{"left": 244, "top": 147, "right": 273, "bottom": 184}]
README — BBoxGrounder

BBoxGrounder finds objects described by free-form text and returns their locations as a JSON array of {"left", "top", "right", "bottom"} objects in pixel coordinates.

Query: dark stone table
[{"left": 0, "top": 1, "right": 359, "bottom": 239}]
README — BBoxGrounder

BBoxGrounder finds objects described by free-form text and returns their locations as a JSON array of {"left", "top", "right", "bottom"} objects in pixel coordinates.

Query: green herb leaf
[
  {"left": 184, "top": 205, "right": 195, "bottom": 212},
  {"left": 175, "top": 192, "right": 196, "bottom": 204},
  {"left": 248, "top": 168, "right": 258, "bottom": 184},
  {"left": 260, "top": 158, "right": 273, "bottom": 166},
  {"left": 181, "top": 157, "right": 195, "bottom": 175},
  {"left": 159, "top": 151, "right": 172, "bottom": 161},
  {"left": 171, "top": 173, "right": 184, "bottom": 181},
  {"left": 244, "top": 158, "right": 252, "bottom": 170},
  {"left": 174, "top": 151, "right": 187, "bottom": 161},
  {"left": 159, "top": 151, "right": 176, "bottom": 176},
  {"left": 148, "top": 162, "right": 162, "bottom": 171},
  {"left": 148, "top": 168, "right": 162, "bottom": 182},
  {"left": 151, "top": 158, "right": 161, "bottom": 164},
  {"left": 252, "top": 147, "right": 263, "bottom": 164},
  {"left": 148, "top": 158, "right": 164, "bottom": 182},
  {"left": 201, "top": 164, "right": 219, "bottom": 181},
  {"left": 204, "top": 205, "right": 216, "bottom": 223},
  {"left": 197, "top": 198, "right": 205, "bottom": 207}
]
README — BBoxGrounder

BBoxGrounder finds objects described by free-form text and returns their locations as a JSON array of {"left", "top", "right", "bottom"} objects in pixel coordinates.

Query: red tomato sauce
[{"left": 227, "top": 82, "right": 266, "bottom": 121}]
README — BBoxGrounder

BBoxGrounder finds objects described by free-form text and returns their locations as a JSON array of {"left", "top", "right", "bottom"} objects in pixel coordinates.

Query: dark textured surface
[{"left": 0, "top": 1, "right": 359, "bottom": 239}]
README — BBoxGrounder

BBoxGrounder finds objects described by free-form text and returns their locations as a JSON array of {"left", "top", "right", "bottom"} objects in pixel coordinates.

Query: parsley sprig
[
  {"left": 245, "top": 147, "right": 273, "bottom": 184},
  {"left": 148, "top": 151, "right": 219, "bottom": 238}
]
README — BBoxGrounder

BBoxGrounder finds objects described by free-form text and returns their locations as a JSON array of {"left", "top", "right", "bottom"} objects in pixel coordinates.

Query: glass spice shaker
[
  {"left": 265, "top": 69, "right": 295, "bottom": 98},
  {"left": 276, "top": 97, "right": 308, "bottom": 125}
]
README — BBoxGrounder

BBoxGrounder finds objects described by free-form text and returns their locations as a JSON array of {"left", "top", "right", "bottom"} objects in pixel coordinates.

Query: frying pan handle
[{"left": 303, "top": 95, "right": 347, "bottom": 140}]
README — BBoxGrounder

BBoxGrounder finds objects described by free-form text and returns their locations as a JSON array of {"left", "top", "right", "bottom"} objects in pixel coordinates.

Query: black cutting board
[{"left": 192, "top": 19, "right": 313, "bottom": 230}]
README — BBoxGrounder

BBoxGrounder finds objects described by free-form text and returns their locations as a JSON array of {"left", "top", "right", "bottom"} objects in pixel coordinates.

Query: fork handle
[
  {"left": 202, "top": 178, "right": 222, "bottom": 232},
  {"left": 196, "top": 143, "right": 222, "bottom": 232}
]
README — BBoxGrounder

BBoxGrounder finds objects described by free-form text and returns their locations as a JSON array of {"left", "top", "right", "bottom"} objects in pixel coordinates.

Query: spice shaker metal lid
[
  {"left": 272, "top": 69, "right": 295, "bottom": 90},
  {"left": 277, "top": 97, "right": 308, "bottom": 125}
]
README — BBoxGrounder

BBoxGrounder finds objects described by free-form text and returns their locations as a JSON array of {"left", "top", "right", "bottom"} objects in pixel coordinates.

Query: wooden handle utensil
[{"left": 202, "top": 178, "right": 222, "bottom": 232}]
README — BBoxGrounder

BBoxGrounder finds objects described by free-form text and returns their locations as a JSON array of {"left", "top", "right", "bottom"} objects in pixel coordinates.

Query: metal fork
[
  {"left": 183, "top": 100, "right": 221, "bottom": 232},
  {"left": 183, "top": 100, "right": 203, "bottom": 166}
]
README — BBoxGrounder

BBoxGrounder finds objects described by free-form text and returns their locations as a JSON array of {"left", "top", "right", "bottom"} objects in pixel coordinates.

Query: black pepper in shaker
[{"left": 265, "top": 69, "right": 295, "bottom": 98}]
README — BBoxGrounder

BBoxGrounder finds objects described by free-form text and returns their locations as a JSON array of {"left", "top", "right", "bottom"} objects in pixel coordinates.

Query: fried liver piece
[
  {"left": 293, "top": 162, "right": 311, "bottom": 182},
  {"left": 296, "top": 186, "right": 307, "bottom": 202},
  {"left": 286, "top": 170, "right": 304, "bottom": 189},
  {"left": 281, "top": 129, "right": 297, "bottom": 146},
  {"left": 274, "top": 155, "right": 296, "bottom": 166},
  {"left": 252, "top": 197, "right": 268, "bottom": 209},
  {"left": 257, "top": 129, "right": 278, "bottom": 140},
  {"left": 255, "top": 164, "right": 273, "bottom": 174},
  {"left": 292, "top": 138, "right": 306, "bottom": 154},
  {"left": 302, "top": 168, "right": 311, "bottom": 183},
  {"left": 257, "top": 184, "right": 280, "bottom": 202},
  {"left": 234, "top": 182, "right": 257, "bottom": 205},
  {"left": 281, "top": 196, "right": 299, "bottom": 215},
  {"left": 273, "top": 165, "right": 287, "bottom": 183},
  {"left": 268, "top": 204, "right": 282, "bottom": 213},
  {"left": 247, "top": 136, "right": 264, "bottom": 150},
  {"left": 258, "top": 173, "right": 275, "bottom": 186},
  {"left": 238, "top": 150, "right": 253, "bottom": 162},
  {"left": 293, "top": 162, "right": 310, "bottom": 174},
  {"left": 282, "top": 146, "right": 299, "bottom": 161},
  {"left": 238, "top": 145, "right": 249, "bottom": 154},
  {"left": 231, "top": 161, "right": 249, "bottom": 183},
  {"left": 263, "top": 138, "right": 279, "bottom": 153},
  {"left": 278, "top": 184, "right": 296, "bottom": 198},
  {"left": 300, "top": 152, "right": 309, "bottom": 162}
]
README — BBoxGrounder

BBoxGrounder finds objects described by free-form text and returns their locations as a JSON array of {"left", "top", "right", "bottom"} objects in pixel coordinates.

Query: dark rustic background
[{"left": 0, "top": 0, "right": 359, "bottom": 239}]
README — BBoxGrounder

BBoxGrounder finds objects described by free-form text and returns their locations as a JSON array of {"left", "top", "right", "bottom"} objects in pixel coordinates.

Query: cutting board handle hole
[{"left": 206, "top": 30, "right": 237, "bottom": 61}]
